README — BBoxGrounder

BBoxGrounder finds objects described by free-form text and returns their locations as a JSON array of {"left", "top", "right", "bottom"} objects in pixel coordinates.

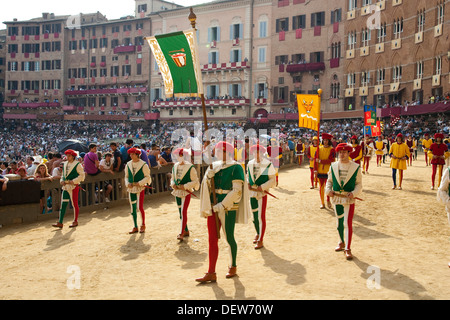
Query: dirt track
[{"left": 1, "top": 156, "right": 449, "bottom": 300}]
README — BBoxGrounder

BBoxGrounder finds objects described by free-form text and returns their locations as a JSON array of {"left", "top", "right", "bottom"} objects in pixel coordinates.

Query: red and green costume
[
  {"left": 247, "top": 157, "right": 276, "bottom": 248},
  {"left": 170, "top": 158, "right": 199, "bottom": 239},
  {"left": 200, "top": 158, "right": 251, "bottom": 276},
  {"left": 57, "top": 160, "right": 85, "bottom": 225}
]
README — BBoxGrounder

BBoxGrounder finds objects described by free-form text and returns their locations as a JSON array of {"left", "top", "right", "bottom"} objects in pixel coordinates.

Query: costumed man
[
  {"left": 306, "top": 137, "right": 319, "bottom": 189},
  {"left": 125, "top": 147, "right": 151, "bottom": 234},
  {"left": 196, "top": 141, "right": 251, "bottom": 283},
  {"left": 325, "top": 143, "right": 363, "bottom": 260},
  {"left": 247, "top": 144, "right": 276, "bottom": 250},
  {"left": 349, "top": 135, "right": 363, "bottom": 165},
  {"left": 375, "top": 135, "right": 386, "bottom": 167},
  {"left": 316, "top": 133, "right": 336, "bottom": 209},
  {"left": 295, "top": 139, "right": 305, "bottom": 166},
  {"left": 422, "top": 133, "right": 433, "bottom": 166},
  {"left": 170, "top": 148, "right": 200, "bottom": 241},
  {"left": 267, "top": 138, "right": 283, "bottom": 187},
  {"left": 389, "top": 133, "right": 411, "bottom": 190},
  {"left": 406, "top": 135, "right": 415, "bottom": 166},
  {"left": 430, "top": 133, "right": 448, "bottom": 190},
  {"left": 361, "top": 135, "right": 374, "bottom": 174},
  {"left": 437, "top": 165, "right": 450, "bottom": 268},
  {"left": 52, "top": 149, "right": 85, "bottom": 229}
]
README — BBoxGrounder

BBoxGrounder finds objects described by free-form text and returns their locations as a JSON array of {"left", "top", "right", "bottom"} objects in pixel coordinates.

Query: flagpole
[
  {"left": 314, "top": 89, "right": 322, "bottom": 180},
  {"left": 189, "top": 8, "right": 220, "bottom": 240}
]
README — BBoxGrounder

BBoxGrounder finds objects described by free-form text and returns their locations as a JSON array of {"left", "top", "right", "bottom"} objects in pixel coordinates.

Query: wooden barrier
[{"left": 0, "top": 152, "right": 294, "bottom": 227}]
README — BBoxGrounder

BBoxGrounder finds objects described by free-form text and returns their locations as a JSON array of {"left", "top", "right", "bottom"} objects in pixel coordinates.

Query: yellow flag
[{"left": 297, "top": 94, "right": 321, "bottom": 131}]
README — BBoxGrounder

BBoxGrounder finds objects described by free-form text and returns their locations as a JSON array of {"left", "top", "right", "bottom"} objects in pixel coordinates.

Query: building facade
[
  {"left": 3, "top": 0, "right": 446, "bottom": 124},
  {"left": 344, "top": 0, "right": 449, "bottom": 111}
]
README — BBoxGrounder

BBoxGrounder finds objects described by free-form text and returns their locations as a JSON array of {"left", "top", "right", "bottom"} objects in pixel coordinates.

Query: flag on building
[
  {"left": 145, "top": 29, "right": 204, "bottom": 98},
  {"left": 297, "top": 94, "right": 321, "bottom": 131}
]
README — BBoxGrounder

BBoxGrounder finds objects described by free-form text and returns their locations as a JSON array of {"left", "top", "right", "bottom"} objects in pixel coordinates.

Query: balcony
[
  {"left": 113, "top": 45, "right": 136, "bottom": 54},
  {"left": 144, "top": 113, "right": 160, "bottom": 121},
  {"left": 255, "top": 98, "right": 268, "bottom": 106},
  {"left": 64, "top": 87, "right": 148, "bottom": 96},
  {"left": 133, "top": 102, "right": 143, "bottom": 110},
  {"left": 153, "top": 98, "right": 250, "bottom": 109},
  {"left": 120, "top": 103, "right": 131, "bottom": 109},
  {"left": 285, "top": 62, "right": 325, "bottom": 73},
  {"left": 202, "top": 61, "right": 250, "bottom": 72},
  {"left": 62, "top": 105, "right": 77, "bottom": 111}
]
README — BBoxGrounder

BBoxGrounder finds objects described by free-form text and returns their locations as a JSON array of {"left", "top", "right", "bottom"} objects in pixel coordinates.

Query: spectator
[
  {"left": 9, "top": 162, "right": 19, "bottom": 174},
  {"left": 1, "top": 162, "right": 11, "bottom": 175},
  {"left": 26, "top": 157, "right": 38, "bottom": 176},
  {"left": 0, "top": 174, "right": 8, "bottom": 192},
  {"left": 34, "top": 163, "right": 53, "bottom": 214},
  {"left": 84, "top": 144, "right": 100, "bottom": 176},
  {"left": 148, "top": 145, "right": 162, "bottom": 168},
  {"left": 120, "top": 139, "right": 134, "bottom": 164},
  {"left": 51, "top": 153, "right": 63, "bottom": 173},
  {"left": 51, "top": 162, "right": 64, "bottom": 180},
  {"left": 160, "top": 146, "right": 173, "bottom": 164},
  {"left": 138, "top": 144, "right": 150, "bottom": 165},
  {"left": 99, "top": 152, "right": 114, "bottom": 202},
  {"left": 45, "top": 152, "right": 55, "bottom": 173},
  {"left": 110, "top": 142, "right": 123, "bottom": 172},
  {"left": 17, "top": 166, "right": 31, "bottom": 180}
]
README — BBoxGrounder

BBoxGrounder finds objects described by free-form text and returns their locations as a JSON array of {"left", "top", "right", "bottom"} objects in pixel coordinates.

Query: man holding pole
[
  {"left": 52, "top": 149, "right": 85, "bottom": 229},
  {"left": 196, "top": 141, "right": 251, "bottom": 283},
  {"left": 247, "top": 144, "right": 276, "bottom": 250},
  {"left": 170, "top": 148, "right": 199, "bottom": 241},
  {"left": 326, "top": 143, "right": 363, "bottom": 260},
  {"left": 124, "top": 148, "right": 151, "bottom": 234}
]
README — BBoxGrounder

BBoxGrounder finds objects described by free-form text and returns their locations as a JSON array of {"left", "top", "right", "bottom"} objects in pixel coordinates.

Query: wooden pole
[
  {"left": 314, "top": 89, "right": 322, "bottom": 180},
  {"left": 190, "top": 8, "right": 220, "bottom": 239}
]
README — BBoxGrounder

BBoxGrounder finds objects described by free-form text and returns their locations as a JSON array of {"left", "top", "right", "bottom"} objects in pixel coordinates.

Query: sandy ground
[{"left": 0, "top": 155, "right": 449, "bottom": 301}]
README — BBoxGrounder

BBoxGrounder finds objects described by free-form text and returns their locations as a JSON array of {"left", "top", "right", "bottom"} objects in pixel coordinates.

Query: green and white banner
[{"left": 146, "top": 29, "right": 204, "bottom": 98}]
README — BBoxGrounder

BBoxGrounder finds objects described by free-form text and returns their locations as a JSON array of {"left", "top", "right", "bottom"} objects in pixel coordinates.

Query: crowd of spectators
[{"left": 0, "top": 112, "right": 448, "bottom": 181}]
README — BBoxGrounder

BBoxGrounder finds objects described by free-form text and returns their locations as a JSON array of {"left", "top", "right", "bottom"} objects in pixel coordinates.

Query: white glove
[
  {"left": 207, "top": 170, "right": 215, "bottom": 179},
  {"left": 212, "top": 203, "right": 225, "bottom": 215}
]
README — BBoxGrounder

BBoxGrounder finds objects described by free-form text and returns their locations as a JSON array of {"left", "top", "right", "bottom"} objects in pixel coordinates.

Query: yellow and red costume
[
  {"left": 306, "top": 137, "right": 319, "bottom": 189},
  {"left": 295, "top": 141, "right": 305, "bottom": 165},
  {"left": 349, "top": 135, "right": 363, "bottom": 165},
  {"left": 406, "top": 137, "right": 416, "bottom": 166},
  {"left": 389, "top": 133, "right": 411, "bottom": 190},
  {"left": 430, "top": 133, "right": 448, "bottom": 189},
  {"left": 316, "top": 133, "right": 336, "bottom": 208},
  {"left": 375, "top": 138, "right": 385, "bottom": 167},
  {"left": 361, "top": 135, "right": 374, "bottom": 174},
  {"left": 422, "top": 134, "right": 433, "bottom": 166}
]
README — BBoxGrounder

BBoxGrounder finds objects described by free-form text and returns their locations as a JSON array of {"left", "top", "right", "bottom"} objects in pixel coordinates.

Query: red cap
[
  {"left": 322, "top": 133, "right": 333, "bottom": 140},
  {"left": 435, "top": 133, "right": 444, "bottom": 140},
  {"left": 172, "top": 148, "right": 184, "bottom": 157},
  {"left": 215, "top": 141, "right": 234, "bottom": 154},
  {"left": 396, "top": 133, "right": 403, "bottom": 139},
  {"left": 335, "top": 143, "right": 353, "bottom": 153},
  {"left": 127, "top": 148, "right": 142, "bottom": 156},
  {"left": 249, "top": 144, "right": 267, "bottom": 154},
  {"left": 64, "top": 149, "right": 77, "bottom": 158}
]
